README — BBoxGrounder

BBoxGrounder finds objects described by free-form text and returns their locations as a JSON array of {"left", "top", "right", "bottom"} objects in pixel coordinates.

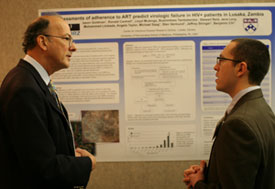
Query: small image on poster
[{"left": 81, "top": 110, "right": 119, "bottom": 143}]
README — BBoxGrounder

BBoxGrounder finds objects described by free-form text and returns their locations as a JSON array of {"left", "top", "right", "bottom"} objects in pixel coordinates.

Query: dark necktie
[{"left": 212, "top": 112, "right": 228, "bottom": 139}]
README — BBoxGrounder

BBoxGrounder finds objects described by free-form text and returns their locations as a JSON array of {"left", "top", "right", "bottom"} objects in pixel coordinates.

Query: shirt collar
[
  {"left": 226, "top": 86, "right": 261, "bottom": 114},
  {"left": 23, "top": 54, "right": 51, "bottom": 85}
]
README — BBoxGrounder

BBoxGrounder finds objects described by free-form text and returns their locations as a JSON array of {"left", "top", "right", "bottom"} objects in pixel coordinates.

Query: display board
[{"left": 40, "top": 3, "right": 274, "bottom": 162}]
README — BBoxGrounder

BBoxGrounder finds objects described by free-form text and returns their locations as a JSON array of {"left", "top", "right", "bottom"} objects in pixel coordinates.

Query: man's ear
[
  {"left": 36, "top": 35, "right": 48, "bottom": 51},
  {"left": 236, "top": 61, "right": 249, "bottom": 77}
]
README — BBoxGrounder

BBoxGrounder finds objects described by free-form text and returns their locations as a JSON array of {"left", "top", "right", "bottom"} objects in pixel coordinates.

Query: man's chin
[
  {"left": 216, "top": 86, "right": 222, "bottom": 92},
  {"left": 63, "top": 62, "right": 70, "bottom": 69},
  {"left": 54, "top": 64, "right": 69, "bottom": 73}
]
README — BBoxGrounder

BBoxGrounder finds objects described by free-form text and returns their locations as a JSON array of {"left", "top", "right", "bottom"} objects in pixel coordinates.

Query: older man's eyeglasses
[
  {"left": 43, "top": 34, "right": 74, "bottom": 47},
  {"left": 216, "top": 56, "right": 242, "bottom": 66}
]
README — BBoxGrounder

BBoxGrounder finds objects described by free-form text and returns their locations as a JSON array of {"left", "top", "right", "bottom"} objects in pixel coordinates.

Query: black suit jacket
[
  {"left": 195, "top": 89, "right": 275, "bottom": 189},
  {"left": 0, "top": 59, "right": 91, "bottom": 188}
]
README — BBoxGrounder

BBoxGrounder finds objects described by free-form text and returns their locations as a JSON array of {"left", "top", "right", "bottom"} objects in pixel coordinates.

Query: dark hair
[
  {"left": 22, "top": 18, "right": 50, "bottom": 53},
  {"left": 231, "top": 38, "right": 270, "bottom": 85}
]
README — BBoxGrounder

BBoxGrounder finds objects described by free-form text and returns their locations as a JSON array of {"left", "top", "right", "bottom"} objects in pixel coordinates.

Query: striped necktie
[{"left": 48, "top": 80, "right": 62, "bottom": 110}]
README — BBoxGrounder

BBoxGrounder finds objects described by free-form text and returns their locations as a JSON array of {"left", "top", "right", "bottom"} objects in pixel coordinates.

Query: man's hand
[
  {"left": 75, "top": 148, "right": 96, "bottom": 170},
  {"left": 75, "top": 150, "right": 81, "bottom": 157},
  {"left": 183, "top": 160, "right": 206, "bottom": 188}
]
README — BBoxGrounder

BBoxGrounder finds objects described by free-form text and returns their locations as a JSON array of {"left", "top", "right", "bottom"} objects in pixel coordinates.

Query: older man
[{"left": 0, "top": 15, "right": 96, "bottom": 188}]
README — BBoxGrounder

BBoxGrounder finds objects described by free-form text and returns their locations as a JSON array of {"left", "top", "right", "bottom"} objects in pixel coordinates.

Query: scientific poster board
[{"left": 40, "top": 3, "right": 274, "bottom": 162}]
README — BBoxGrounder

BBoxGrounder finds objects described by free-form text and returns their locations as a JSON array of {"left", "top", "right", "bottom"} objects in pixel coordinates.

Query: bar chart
[
  {"left": 126, "top": 125, "right": 195, "bottom": 157},
  {"left": 128, "top": 130, "right": 174, "bottom": 155}
]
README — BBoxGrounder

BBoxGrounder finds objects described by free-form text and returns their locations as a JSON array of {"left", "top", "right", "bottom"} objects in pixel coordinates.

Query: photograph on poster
[{"left": 81, "top": 110, "right": 119, "bottom": 143}]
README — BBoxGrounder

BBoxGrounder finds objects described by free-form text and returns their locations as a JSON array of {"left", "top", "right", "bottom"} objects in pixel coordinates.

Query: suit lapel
[
  {"left": 213, "top": 89, "right": 262, "bottom": 139},
  {"left": 212, "top": 113, "right": 227, "bottom": 139},
  {"left": 18, "top": 60, "right": 75, "bottom": 154}
]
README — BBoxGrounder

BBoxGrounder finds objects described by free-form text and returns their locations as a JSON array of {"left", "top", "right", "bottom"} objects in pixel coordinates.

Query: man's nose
[{"left": 69, "top": 42, "right": 77, "bottom": 52}]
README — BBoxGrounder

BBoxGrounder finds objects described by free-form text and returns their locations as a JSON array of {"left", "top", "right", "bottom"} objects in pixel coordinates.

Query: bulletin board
[{"left": 39, "top": 3, "right": 275, "bottom": 162}]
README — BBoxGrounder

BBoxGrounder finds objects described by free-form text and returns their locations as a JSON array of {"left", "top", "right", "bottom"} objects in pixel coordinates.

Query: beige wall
[{"left": 0, "top": 0, "right": 273, "bottom": 188}]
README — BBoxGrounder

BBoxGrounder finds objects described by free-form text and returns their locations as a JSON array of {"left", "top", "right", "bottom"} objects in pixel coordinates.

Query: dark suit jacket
[
  {"left": 0, "top": 59, "right": 92, "bottom": 189},
  {"left": 195, "top": 89, "right": 275, "bottom": 189}
]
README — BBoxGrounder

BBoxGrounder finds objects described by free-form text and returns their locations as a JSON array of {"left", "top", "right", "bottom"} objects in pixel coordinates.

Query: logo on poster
[
  {"left": 69, "top": 24, "right": 80, "bottom": 35},
  {"left": 243, "top": 18, "right": 258, "bottom": 33}
]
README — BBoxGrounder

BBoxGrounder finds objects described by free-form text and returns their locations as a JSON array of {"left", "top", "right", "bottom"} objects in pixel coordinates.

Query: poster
[{"left": 40, "top": 3, "right": 274, "bottom": 161}]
